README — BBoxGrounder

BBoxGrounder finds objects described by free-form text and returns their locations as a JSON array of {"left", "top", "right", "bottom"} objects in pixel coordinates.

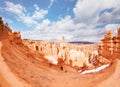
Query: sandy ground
[
  {"left": 97, "top": 59, "right": 120, "bottom": 87},
  {"left": 0, "top": 40, "right": 120, "bottom": 87},
  {"left": 0, "top": 41, "right": 31, "bottom": 87}
]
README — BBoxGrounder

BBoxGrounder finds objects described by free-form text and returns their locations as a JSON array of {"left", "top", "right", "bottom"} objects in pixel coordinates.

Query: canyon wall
[
  {"left": 23, "top": 37, "right": 98, "bottom": 68},
  {"left": 0, "top": 17, "right": 22, "bottom": 44},
  {"left": 98, "top": 28, "right": 120, "bottom": 59}
]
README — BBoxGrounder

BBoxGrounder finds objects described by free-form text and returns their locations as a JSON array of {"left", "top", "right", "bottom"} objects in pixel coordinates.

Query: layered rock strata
[{"left": 98, "top": 28, "right": 120, "bottom": 59}]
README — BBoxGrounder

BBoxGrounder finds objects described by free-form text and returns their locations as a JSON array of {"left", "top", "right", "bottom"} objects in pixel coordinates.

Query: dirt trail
[
  {"left": 97, "top": 59, "right": 120, "bottom": 87},
  {"left": 0, "top": 41, "right": 31, "bottom": 87}
]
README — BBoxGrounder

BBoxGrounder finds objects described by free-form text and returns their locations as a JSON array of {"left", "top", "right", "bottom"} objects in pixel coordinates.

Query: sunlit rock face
[
  {"left": 98, "top": 30, "right": 114, "bottom": 58},
  {"left": 69, "top": 49, "right": 89, "bottom": 67},
  {"left": 98, "top": 28, "right": 120, "bottom": 59},
  {"left": 0, "top": 17, "right": 11, "bottom": 40},
  {"left": 0, "top": 17, "right": 22, "bottom": 44},
  {"left": 23, "top": 37, "right": 98, "bottom": 68}
]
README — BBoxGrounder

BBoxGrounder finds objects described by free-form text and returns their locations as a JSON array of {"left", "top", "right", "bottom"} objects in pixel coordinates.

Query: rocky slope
[{"left": 1, "top": 39, "right": 118, "bottom": 87}]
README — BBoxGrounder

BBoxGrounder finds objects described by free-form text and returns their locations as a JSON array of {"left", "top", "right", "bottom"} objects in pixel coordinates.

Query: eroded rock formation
[
  {"left": 0, "top": 17, "right": 22, "bottom": 44},
  {"left": 23, "top": 37, "right": 98, "bottom": 68},
  {"left": 98, "top": 28, "right": 120, "bottom": 60}
]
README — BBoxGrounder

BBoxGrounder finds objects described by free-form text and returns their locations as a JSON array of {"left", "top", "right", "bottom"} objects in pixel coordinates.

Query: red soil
[{"left": 0, "top": 40, "right": 119, "bottom": 87}]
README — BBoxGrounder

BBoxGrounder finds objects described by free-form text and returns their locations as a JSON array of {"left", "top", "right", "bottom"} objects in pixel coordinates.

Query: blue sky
[{"left": 0, "top": 0, "right": 120, "bottom": 42}]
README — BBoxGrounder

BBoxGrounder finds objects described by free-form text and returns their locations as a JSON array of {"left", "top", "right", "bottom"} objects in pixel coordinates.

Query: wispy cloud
[
  {"left": 48, "top": 0, "right": 55, "bottom": 8},
  {"left": 3, "top": 0, "right": 120, "bottom": 42},
  {"left": 73, "top": 0, "right": 120, "bottom": 24},
  {"left": 5, "top": 1, "right": 48, "bottom": 26}
]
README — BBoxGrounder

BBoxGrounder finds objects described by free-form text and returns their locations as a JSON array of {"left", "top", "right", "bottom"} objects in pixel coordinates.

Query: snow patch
[
  {"left": 79, "top": 64, "right": 110, "bottom": 74},
  {"left": 44, "top": 55, "right": 58, "bottom": 65}
]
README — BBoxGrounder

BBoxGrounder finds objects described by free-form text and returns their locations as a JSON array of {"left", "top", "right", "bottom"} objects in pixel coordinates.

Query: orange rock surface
[{"left": 98, "top": 28, "right": 120, "bottom": 60}]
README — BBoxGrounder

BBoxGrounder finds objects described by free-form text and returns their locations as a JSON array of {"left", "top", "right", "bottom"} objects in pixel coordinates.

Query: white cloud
[
  {"left": 22, "top": 16, "right": 103, "bottom": 42},
  {"left": 19, "top": 16, "right": 37, "bottom": 26},
  {"left": 4, "top": 0, "right": 120, "bottom": 42},
  {"left": 35, "top": 19, "right": 50, "bottom": 30},
  {"left": 22, "top": 16, "right": 120, "bottom": 42},
  {"left": 32, "top": 4, "right": 48, "bottom": 20},
  {"left": 34, "top": 4, "right": 39, "bottom": 11},
  {"left": 32, "top": 9, "right": 48, "bottom": 20},
  {"left": 5, "top": 1, "right": 48, "bottom": 26},
  {"left": 48, "top": 0, "right": 55, "bottom": 8},
  {"left": 73, "top": 0, "right": 120, "bottom": 24},
  {"left": 5, "top": 1, "right": 25, "bottom": 16},
  {"left": 104, "top": 24, "right": 120, "bottom": 35},
  {"left": 98, "top": 7, "right": 120, "bottom": 23}
]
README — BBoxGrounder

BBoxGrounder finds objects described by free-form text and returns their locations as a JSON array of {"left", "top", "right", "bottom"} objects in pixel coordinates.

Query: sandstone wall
[
  {"left": 0, "top": 17, "right": 22, "bottom": 44},
  {"left": 98, "top": 28, "right": 120, "bottom": 59},
  {"left": 23, "top": 39, "right": 98, "bottom": 67}
]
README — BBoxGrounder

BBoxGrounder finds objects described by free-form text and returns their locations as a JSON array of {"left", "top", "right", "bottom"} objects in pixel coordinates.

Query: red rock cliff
[
  {"left": 0, "top": 17, "right": 22, "bottom": 44},
  {"left": 98, "top": 28, "right": 120, "bottom": 59}
]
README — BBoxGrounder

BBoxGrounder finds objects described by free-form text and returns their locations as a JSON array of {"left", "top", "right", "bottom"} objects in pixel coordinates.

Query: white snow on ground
[
  {"left": 79, "top": 64, "right": 110, "bottom": 74},
  {"left": 44, "top": 55, "right": 58, "bottom": 65}
]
